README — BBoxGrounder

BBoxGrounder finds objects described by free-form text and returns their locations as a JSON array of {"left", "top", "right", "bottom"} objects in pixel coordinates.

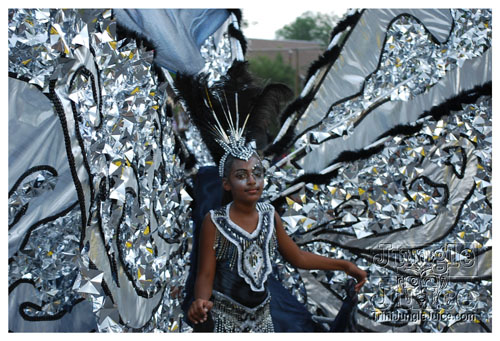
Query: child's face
[{"left": 223, "top": 155, "right": 264, "bottom": 203}]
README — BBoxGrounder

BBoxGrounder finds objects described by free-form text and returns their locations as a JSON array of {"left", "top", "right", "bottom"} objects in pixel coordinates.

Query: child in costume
[
  {"left": 188, "top": 153, "right": 367, "bottom": 332},
  {"left": 176, "top": 61, "right": 367, "bottom": 332}
]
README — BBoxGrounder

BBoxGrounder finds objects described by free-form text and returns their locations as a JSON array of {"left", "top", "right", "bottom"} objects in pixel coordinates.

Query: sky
[
  {"left": 236, "top": 0, "right": 495, "bottom": 39},
  {"left": 11, "top": 1, "right": 494, "bottom": 39}
]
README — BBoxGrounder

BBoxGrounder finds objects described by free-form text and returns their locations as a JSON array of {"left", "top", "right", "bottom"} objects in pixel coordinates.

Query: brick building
[{"left": 246, "top": 38, "right": 324, "bottom": 93}]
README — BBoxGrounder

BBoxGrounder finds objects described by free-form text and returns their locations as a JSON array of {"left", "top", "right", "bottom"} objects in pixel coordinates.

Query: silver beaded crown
[{"left": 204, "top": 90, "right": 256, "bottom": 177}]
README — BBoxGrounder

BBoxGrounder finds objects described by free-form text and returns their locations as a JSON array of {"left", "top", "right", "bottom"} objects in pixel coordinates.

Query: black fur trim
[
  {"left": 279, "top": 90, "right": 316, "bottom": 126},
  {"left": 419, "top": 82, "right": 492, "bottom": 121},
  {"left": 281, "top": 144, "right": 384, "bottom": 189},
  {"left": 116, "top": 21, "right": 156, "bottom": 56},
  {"left": 226, "top": 9, "right": 242, "bottom": 25},
  {"left": 303, "top": 10, "right": 364, "bottom": 87},
  {"left": 304, "top": 45, "right": 341, "bottom": 86},
  {"left": 226, "top": 9, "right": 246, "bottom": 53},
  {"left": 333, "top": 144, "right": 385, "bottom": 165},
  {"left": 287, "top": 167, "right": 340, "bottom": 188},
  {"left": 377, "top": 122, "right": 424, "bottom": 140},
  {"left": 270, "top": 11, "right": 461, "bottom": 158},
  {"left": 264, "top": 127, "right": 296, "bottom": 157},
  {"left": 175, "top": 60, "right": 292, "bottom": 163},
  {"left": 248, "top": 83, "right": 294, "bottom": 149},
  {"left": 329, "top": 10, "right": 364, "bottom": 43},
  {"left": 173, "top": 130, "right": 197, "bottom": 170},
  {"left": 228, "top": 23, "right": 247, "bottom": 55},
  {"left": 264, "top": 91, "right": 315, "bottom": 156},
  {"left": 282, "top": 81, "right": 491, "bottom": 189}
]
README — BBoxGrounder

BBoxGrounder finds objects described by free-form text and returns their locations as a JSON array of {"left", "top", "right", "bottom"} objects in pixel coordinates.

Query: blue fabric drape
[{"left": 114, "top": 9, "right": 230, "bottom": 74}]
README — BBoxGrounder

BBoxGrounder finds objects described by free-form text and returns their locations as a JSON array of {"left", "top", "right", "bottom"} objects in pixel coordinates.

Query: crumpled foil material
[
  {"left": 177, "top": 21, "right": 237, "bottom": 167},
  {"left": 181, "top": 122, "right": 216, "bottom": 168},
  {"left": 9, "top": 169, "right": 58, "bottom": 226},
  {"left": 263, "top": 9, "right": 491, "bottom": 332},
  {"left": 200, "top": 31, "right": 234, "bottom": 84},
  {"left": 9, "top": 9, "right": 193, "bottom": 332},
  {"left": 9, "top": 204, "right": 82, "bottom": 319},
  {"left": 8, "top": 8, "right": 492, "bottom": 333},
  {"left": 295, "top": 9, "right": 492, "bottom": 145},
  {"left": 283, "top": 96, "right": 491, "bottom": 331}
]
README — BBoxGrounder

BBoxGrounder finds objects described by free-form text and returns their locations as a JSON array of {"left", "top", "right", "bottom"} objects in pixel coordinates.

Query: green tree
[
  {"left": 248, "top": 54, "right": 295, "bottom": 90},
  {"left": 275, "top": 11, "right": 339, "bottom": 46},
  {"left": 247, "top": 54, "right": 295, "bottom": 136}
]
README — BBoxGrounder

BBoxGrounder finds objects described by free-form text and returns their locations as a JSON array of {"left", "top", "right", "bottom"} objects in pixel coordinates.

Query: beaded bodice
[{"left": 210, "top": 202, "right": 276, "bottom": 292}]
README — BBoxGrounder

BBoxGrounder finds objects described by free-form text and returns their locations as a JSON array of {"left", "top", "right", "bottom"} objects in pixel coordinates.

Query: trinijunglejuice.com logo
[
  {"left": 368, "top": 242, "right": 481, "bottom": 323},
  {"left": 374, "top": 310, "right": 475, "bottom": 323}
]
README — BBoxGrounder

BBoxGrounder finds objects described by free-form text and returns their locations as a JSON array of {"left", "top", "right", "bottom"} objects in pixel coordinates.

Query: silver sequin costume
[{"left": 209, "top": 202, "right": 277, "bottom": 332}]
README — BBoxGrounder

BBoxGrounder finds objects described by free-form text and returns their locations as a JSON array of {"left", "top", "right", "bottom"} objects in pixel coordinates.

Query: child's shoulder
[{"left": 209, "top": 205, "right": 227, "bottom": 217}]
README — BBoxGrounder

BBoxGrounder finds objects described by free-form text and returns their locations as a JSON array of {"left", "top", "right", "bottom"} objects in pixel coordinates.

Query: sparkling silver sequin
[
  {"left": 295, "top": 9, "right": 492, "bottom": 144},
  {"left": 200, "top": 32, "right": 235, "bottom": 84},
  {"left": 263, "top": 9, "right": 491, "bottom": 332},
  {"left": 9, "top": 205, "right": 82, "bottom": 319},
  {"left": 9, "top": 170, "right": 58, "bottom": 225},
  {"left": 9, "top": 8, "right": 193, "bottom": 332},
  {"left": 8, "top": 8, "right": 492, "bottom": 333}
]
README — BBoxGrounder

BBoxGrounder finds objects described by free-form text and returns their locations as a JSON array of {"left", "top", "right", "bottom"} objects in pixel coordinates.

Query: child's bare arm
[
  {"left": 275, "top": 211, "right": 367, "bottom": 291},
  {"left": 188, "top": 214, "right": 217, "bottom": 324}
]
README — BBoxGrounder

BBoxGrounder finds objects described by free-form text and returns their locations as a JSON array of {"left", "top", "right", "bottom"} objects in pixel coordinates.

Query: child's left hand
[{"left": 346, "top": 263, "right": 367, "bottom": 292}]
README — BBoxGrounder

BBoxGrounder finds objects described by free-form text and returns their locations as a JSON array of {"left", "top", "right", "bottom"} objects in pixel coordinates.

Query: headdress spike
[{"left": 203, "top": 88, "right": 256, "bottom": 177}]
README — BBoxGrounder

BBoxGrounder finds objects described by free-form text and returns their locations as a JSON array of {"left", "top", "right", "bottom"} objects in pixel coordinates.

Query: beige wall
[{"left": 246, "top": 38, "right": 324, "bottom": 80}]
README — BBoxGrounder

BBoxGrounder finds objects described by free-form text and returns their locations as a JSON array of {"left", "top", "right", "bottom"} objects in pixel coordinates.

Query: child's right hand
[{"left": 188, "top": 298, "right": 214, "bottom": 324}]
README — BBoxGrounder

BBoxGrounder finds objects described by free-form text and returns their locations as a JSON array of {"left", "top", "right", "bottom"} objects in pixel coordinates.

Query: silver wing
[{"left": 263, "top": 9, "right": 492, "bottom": 332}]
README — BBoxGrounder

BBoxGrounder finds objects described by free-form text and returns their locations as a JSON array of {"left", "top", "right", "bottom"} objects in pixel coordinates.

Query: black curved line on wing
[
  {"left": 8, "top": 73, "right": 45, "bottom": 96},
  {"left": 8, "top": 204, "right": 29, "bottom": 230},
  {"left": 273, "top": 82, "right": 491, "bottom": 194},
  {"left": 8, "top": 166, "right": 59, "bottom": 230},
  {"left": 9, "top": 274, "right": 87, "bottom": 322},
  {"left": 268, "top": 11, "right": 462, "bottom": 157},
  {"left": 16, "top": 201, "right": 79, "bottom": 252},
  {"left": 69, "top": 65, "right": 101, "bottom": 236},
  {"left": 18, "top": 299, "right": 86, "bottom": 322},
  {"left": 8, "top": 165, "right": 58, "bottom": 198},
  {"left": 296, "top": 181, "right": 477, "bottom": 254},
  {"left": 48, "top": 79, "right": 87, "bottom": 249},
  {"left": 304, "top": 10, "right": 365, "bottom": 84}
]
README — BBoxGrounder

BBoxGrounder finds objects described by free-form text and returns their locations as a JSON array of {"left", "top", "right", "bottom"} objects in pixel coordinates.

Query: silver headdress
[
  {"left": 205, "top": 90, "right": 257, "bottom": 177},
  {"left": 174, "top": 61, "right": 294, "bottom": 179}
]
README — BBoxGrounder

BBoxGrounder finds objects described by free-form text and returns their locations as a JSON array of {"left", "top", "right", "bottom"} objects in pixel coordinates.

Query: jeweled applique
[{"left": 211, "top": 202, "right": 275, "bottom": 291}]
